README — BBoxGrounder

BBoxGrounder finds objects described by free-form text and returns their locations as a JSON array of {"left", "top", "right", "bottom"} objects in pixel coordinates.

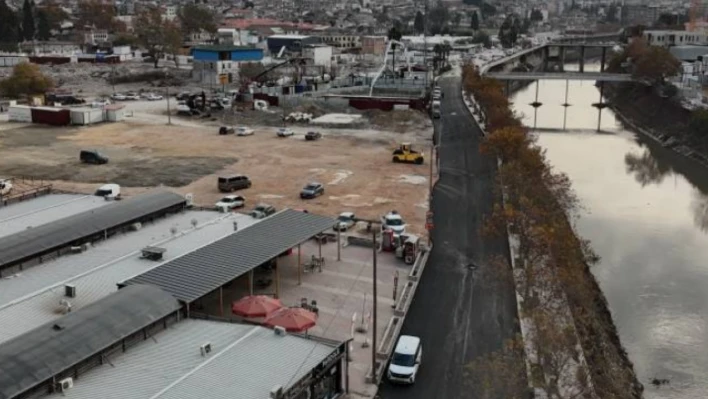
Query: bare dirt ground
[{"left": 0, "top": 114, "right": 433, "bottom": 234}]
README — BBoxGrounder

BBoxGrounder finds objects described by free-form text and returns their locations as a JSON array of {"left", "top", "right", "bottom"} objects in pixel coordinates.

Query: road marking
[{"left": 450, "top": 112, "right": 457, "bottom": 116}]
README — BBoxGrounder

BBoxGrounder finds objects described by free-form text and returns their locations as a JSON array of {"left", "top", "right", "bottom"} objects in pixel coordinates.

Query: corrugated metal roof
[
  {"left": 41, "top": 319, "right": 338, "bottom": 399},
  {"left": 0, "top": 212, "right": 257, "bottom": 345},
  {"left": 0, "top": 284, "right": 180, "bottom": 399},
  {"left": 0, "top": 195, "right": 109, "bottom": 239},
  {"left": 0, "top": 191, "right": 186, "bottom": 271},
  {"left": 123, "top": 209, "right": 335, "bottom": 303}
]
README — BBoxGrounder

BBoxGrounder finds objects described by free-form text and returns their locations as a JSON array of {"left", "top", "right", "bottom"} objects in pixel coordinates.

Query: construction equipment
[{"left": 392, "top": 143, "right": 424, "bottom": 165}]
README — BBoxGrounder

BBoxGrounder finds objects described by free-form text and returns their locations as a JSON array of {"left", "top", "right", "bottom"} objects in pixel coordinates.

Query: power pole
[
  {"left": 423, "top": 0, "right": 429, "bottom": 89},
  {"left": 166, "top": 86, "right": 172, "bottom": 125},
  {"left": 371, "top": 229, "right": 378, "bottom": 379}
]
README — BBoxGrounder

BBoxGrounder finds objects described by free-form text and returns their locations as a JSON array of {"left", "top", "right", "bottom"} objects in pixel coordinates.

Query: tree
[
  {"left": 112, "top": 33, "right": 138, "bottom": 47},
  {"left": 178, "top": 4, "right": 217, "bottom": 36},
  {"left": 466, "top": 337, "right": 529, "bottom": 399},
  {"left": 37, "top": 3, "right": 67, "bottom": 34},
  {"left": 77, "top": 0, "right": 123, "bottom": 32},
  {"left": 633, "top": 45, "right": 681, "bottom": 84},
  {"left": 530, "top": 8, "right": 543, "bottom": 22},
  {"left": 624, "top": 150, "right": 670, "bottom": 187},
  {"left": 414, "top": 11, "right": 424, "bottom": 34},
  {"left": 606, "top": 3, "right": 618, "bottom": 22},
  {"left": 387, "top": 26, "right": 402, "bottom": 77},
  {"left": 0, "top": 62, "right": 54, "bottom": 98},
  {"left": 429, "top": 1, "right": 449, "bottom": 34},
  {"left": 470, "top": 12, "right": 480, "bottom": 30},
  {"left": 36, "top": 9, "right": 51, "bottom": 40},
  {"left": 21, "top": 0, "right": 35, "bottom": 41},
  {"left": 481, "top": 2, "right": 496, "bottom": 17},
  {"left": 135, "top": 6, "right": 183, "bottom": 68},
  {"left": 452, "top": 12, "right": 462, "bottom": 28},
  {"left": 689, "top": 109, "right": 708, "bottom": 139},
  {"left": 0, "top": 0, "right": 20, "bottom": 44}
]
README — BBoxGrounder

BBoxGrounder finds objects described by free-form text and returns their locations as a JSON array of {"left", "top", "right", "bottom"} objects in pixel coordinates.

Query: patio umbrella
[
  {"left": 231, "top": 295, "right": 283, "bottom": 318},
  {"left": 263, "top": 307, "right": 317, "bottom": 332}
]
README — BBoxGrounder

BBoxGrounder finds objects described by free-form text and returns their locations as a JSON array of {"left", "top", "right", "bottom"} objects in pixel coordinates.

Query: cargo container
[
  {"left": 8, "top": 105, "right": 32, "bottom": 122},
  {"left": 30, "top": 106, "right": 71, "bottom": 126},
  {"left": 70, "top": 108, "right": 104, "bottom": 125},
  {"left": 104, "top": 104, "right": 126, "bottom": 122}
]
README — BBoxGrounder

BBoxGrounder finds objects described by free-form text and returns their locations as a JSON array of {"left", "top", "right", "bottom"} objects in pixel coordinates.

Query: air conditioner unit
[
  {"left": 273, "top": 326, "right": 287, "bottom": 336},
  {"left": 185, "top": 193, "right": 194, "bottom": 207},
  {"left": 64, "top": 284, "right": 76, "bottom": 298},
  {"left": 58, "top": 377, "right": 73, "bottom": 392},
  {"left": 269, "top": 385, "right": 283, "bottom": 399},
  {"left": 200, "top": 343, "right": 212, "bottom": 357}
]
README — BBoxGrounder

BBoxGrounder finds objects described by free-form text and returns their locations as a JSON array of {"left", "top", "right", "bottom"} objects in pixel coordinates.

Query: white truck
[{"left": 94, "top": 184, "right": 121, "bottom": 200}]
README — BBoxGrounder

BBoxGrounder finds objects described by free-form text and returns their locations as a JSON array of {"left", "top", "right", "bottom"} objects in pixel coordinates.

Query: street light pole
[
  {"left": 371, "top": 229, "right": 378, "bottom": 378},
  {"left": 166, "top": 86, "right": 172, "bottom": 125}
]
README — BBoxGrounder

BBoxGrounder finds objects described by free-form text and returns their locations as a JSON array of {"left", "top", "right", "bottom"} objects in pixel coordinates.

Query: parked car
[
  {"left": 176, "top": 102, "right": 192, "bottom": 116},
  {"left": 80, "top": 149, "right": 109, "bottom": 165},
  {"left": 124, "top": 92, "right": 140, "bottom": 101},
  {"left": 387, "top": 335, "right": 422, "bottom": 384},
  {"left": 249, "top": 203, "right": 276, "bottom": 219},
  {"left": 0, "top": 179, "right": 12, "bottom": 196},
  {"left": 236, "top": 127, "right": 255, "bottom": 136},
  {"left": 94, "top": 183, "right": 121, "bottom": 200},
  {"left": 381, "top": 210, "right": 406, "bottom": 234},
  {"left": 300, "top": 182, "right": 324, "bottom": 199},
  {"left": 110, "top": 93, "right": 127, "bottom": 101},
  {"left": 176, "top": 92, "right": 192, "bottom": 101},
  {"left": 218, "top": 175, "right": 252, "bottom": 192},
  {"left": 305, "top": 131, "right": 322, "bottom": 141},
  {"left": 276, "top": 127, "right": 294, "bottom": 137},
  {"left": 219, "top": 126, "right": 235, "bottom": 135},
  {"left": 145, "top": 93, "right": 163, "bottom": 101},
  {"left": 334, "top": 212, "right": 356, "bottom": 231},
  {"left": 91, "top": 98, "right": 111, "bottom": 108},
  {"left": 46, "top": 93, "right": 85, "bottom": 105},
  {"left": 215, "top": 195, "right": 245, "bottom": 211}
]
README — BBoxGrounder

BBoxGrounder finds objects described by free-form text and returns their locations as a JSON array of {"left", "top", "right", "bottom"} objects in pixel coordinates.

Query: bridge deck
[{"left": 486, "top": 71, "right": 633, "bottom": 82}]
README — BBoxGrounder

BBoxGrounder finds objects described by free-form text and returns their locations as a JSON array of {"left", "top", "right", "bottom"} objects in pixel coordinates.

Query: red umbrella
[
  {"left": 263, "top": 307, "right": 317, "bottom": 332},
  {"left": 231, "top": 295, "right": 283, "bottom": 318}
]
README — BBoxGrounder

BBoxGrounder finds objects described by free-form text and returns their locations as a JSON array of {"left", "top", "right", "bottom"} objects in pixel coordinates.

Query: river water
[{"left": 511, "top": 72, "right": 708, "bottom": 399}]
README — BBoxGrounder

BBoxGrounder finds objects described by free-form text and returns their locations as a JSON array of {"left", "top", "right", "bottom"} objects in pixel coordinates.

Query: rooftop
[
  {"left": 0, "top": 284, "right": 180, "bottom": 399},
  {"left": 0, "top": 194, "right": 109, "bottom": 239},
  {"left": 268, "top": 34, "right": 311, "bottom": 40},
  {"left": 0, "top": 210, "right": 256, "bottom": 345},
  {"left": 122, "top": 209, "right": 336, "bottom": 303},
  {"left": 191, "top": 44, "right": 262, "bottom": 52},
  {"left": 42, "top": 319, "right": 340, "bottom": 399}
]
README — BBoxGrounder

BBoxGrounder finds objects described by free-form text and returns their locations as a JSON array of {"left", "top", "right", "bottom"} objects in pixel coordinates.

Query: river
[{"left": 510, "top": 70, "right": 708, "bottom": 399}]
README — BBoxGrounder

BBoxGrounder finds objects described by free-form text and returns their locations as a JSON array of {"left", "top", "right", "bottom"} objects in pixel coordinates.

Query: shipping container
[
  {"left": 70, "top": 108, "right": 104, "bottom": 125},
  {"left": 8, "top": 105, "right": 32, "bottom": 122},
  {"left": 31, "top": 107, "right": 71, "bottom": 126},
  {"left": 104, "top": 105, "right": 126, "bottom": 122}
]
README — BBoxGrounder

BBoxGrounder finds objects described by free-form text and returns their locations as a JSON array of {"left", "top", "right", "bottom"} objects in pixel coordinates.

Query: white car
[
  {"left": 382, "top": 211, "right": 406, "bottom": 234},
  {"left": 387, "top": 335, "right": 422, "bottom": 384},
  {"left": 91, "top": 99, "right": 111, "bottom": 108},
  {"left": 236, "top": 127, "right": 254, "bottom": 136},
  {"left": 334, "top": 212, "right": 356, "bottom": 232},
  {"left": 94, "top": 183, "right": 121, "bottom": 200},
  {"left": 145, "top": 93, "right": 163, "bottom": 101},
  {"left": 215, "top": 195, "right": 245, "bottom": 211},
  {"left": 111, "top": 93, "right": 126, "bottom": 101},
  {"left": 276, "top": 128, "right": 294, "bottom": 137},
  {"left": 0, "top": 179, "right": 12, "bottom": 196},
  {"left": 124, "top": 93, "right": 140, "bottom": 100}
]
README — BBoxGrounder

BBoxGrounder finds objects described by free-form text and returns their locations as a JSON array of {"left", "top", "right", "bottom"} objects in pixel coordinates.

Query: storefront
[{"left": 285, "top": 341, "right": 348, "bottom": 399}]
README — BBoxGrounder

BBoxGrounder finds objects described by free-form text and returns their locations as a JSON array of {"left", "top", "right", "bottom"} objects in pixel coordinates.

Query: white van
[
  {"left": 387, "top": 335, "right": 422, "bottom": 384},
  {"left": 95, "top": 184, "right": 121, "bottom": 200},
  {"left": 0, "top": 179, "right": 12, "bottom": 196}
]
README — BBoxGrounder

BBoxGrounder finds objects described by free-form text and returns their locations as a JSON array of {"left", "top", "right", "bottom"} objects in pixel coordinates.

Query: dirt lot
[{"left": 0, "top": 117, "right": 433, "bottom": 234}]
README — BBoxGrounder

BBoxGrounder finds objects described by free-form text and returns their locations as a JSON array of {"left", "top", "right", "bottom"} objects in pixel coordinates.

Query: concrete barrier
[{"left": 407, "top": 248, "right": 430, "bottom": 282}]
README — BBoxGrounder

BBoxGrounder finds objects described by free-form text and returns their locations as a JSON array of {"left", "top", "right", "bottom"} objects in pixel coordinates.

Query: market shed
[{"left": 0, "top": 284, "right": 181, "bottom": 399}]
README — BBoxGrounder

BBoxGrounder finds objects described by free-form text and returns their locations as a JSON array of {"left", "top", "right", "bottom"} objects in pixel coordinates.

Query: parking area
[
  {"left": 0, "top": 118, "right": 433, "bottom": 234},
  {"left": 196, "top": 238, "right": 410, "bottom": 398}
]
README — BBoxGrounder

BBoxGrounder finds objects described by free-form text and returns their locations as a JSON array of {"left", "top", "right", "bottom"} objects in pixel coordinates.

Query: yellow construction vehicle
[{"left": 392, "top": 143, "right": 424, "bottom": 165}]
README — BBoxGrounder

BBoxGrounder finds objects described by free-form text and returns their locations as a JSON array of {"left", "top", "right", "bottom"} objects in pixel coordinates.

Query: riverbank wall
[{"left": 467, "top": 66, "right": 644, "bottom": 399}]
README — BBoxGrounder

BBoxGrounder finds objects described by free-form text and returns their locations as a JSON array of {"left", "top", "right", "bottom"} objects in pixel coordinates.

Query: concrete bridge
[{"left": 486, "top": 71, "right": 633, "bottom": 82}]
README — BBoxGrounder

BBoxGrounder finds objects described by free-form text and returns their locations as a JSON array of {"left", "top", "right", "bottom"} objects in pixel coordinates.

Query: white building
[
  {"left": 644, "top": 30, "right": 708, "bottom": 47},
  {"left": 303, "top": 44, "right": 333, "bottom": 68},
  {"left": 84, "top": 30, "right": 109, "bottom": 45}
]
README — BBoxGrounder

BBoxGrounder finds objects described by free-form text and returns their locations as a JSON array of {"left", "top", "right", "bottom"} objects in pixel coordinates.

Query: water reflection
[
  {"left": 691, "top": 191, "right": 708, "bottom": 232},
  {"left": 624, "top": 150, "right": 672, "bottom": 187}
]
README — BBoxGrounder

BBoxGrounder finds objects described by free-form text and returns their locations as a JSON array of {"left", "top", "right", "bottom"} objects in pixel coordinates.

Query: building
[
  {"left": 621, "top": 4, "right": 660, "bottom": 26},
  {"left": 18, "top": 41, "right": 81, "bottom": 55},
  {"left": 320, "top": 34, "right": 361, "bottom": 49},
  {"left": 644, "top": 30, "right": 708, "bottom": 47},
  {"left": 361, "top": 36, "right": 386, "bottom": 55},
  {"left": 84, "top": 30, "right": 109, "bottom": 45},
  {"left": 302, "top": 44, "right": 333, "bottom": 67},
  {"left": 266, "top": 34, "right": 322, "bottom": 55},
  {"left": 191, "top": 45, "right": 264, "bottom": 85}
]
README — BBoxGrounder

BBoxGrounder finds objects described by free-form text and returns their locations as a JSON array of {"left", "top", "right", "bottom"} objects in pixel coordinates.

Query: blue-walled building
[{"left": 190, "top": 45, "right": 264, "bottom": 85}]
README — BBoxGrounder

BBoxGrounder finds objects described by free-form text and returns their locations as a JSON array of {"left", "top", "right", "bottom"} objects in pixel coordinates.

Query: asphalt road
[{"left": 378, "top": 75, "right": 524, "bottom": 398}]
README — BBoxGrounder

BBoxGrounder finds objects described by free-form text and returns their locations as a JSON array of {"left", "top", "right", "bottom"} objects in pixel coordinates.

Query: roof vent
[
  {"left": 65, "top": 284, "right": 76, "bottom": 298},
  {"left": 200, "top": 343, "right": 212, "bottom": 357},
  {"left": 270, "top": 385, "right": 284, "bottom": 399},
  {"left": 57, "top": 377, "right": 73, "bottom": 392},
  {"left": 274, "top": 326, "right": 287, "bottom": 336},
  {"left": 58, "top": 299, "right": 72, "bottom": 314}
]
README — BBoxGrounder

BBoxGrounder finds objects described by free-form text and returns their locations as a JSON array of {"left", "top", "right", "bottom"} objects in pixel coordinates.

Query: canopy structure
[
  {"left": 231, "top": 295, "right": 283, "bottom": 318},
  {"left": 264, "top": 307, "right": 317, "bottom": 332}
]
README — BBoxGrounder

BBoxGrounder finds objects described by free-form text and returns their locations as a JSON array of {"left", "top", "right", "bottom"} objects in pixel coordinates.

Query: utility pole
[
  {"left": 423, "top": 0, "right": 429, "bottom": 89},
  {"left": 166, "top": 86, "right": 172, "bottom": 125},
  {"left": 371, "top": 229, "right": 378, "bottom": 379}
]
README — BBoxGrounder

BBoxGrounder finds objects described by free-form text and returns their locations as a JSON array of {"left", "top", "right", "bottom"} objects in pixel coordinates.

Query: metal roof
[
  {"left": 0, "top": 191, "right": 186, "bottom": 271},
  {"left": 122, "top": 209, "right": 336, "bottom": 303},
  {"left": 0, "top": 212, "right": 256, "bottom": 346},
  {"left": 41, "top": 320, "right": 339, "bottom": 399},
  {"left": 0, "top": 284, "right": 180, "bottom": 399}
]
